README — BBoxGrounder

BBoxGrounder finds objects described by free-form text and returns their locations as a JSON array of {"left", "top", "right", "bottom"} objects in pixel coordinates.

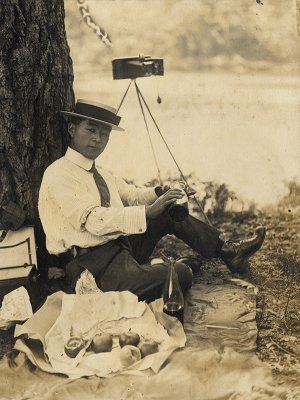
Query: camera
[{"left": 112, "top": 55, "right": 164, "bottom": 80}]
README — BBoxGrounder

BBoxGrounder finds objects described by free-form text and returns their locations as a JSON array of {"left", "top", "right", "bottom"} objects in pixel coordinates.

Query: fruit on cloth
[
  {"left": 119, "top": 331, "right": 140, "bottom": 348},
  {"left": 91, "top": 332, "right": 113, "bottom": 353},
  {"left": 120, "top": 345, "right": 142, "bottom": 367},
  {"left": 138, "top": 339, "right": 159, "bottom": 358},
  {"left": 64, "top": 336, "right": 85, "bottom": 358}
]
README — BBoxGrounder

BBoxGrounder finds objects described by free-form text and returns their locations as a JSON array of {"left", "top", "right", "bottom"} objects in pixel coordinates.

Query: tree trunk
[{"left": 0, "top": 0, "right": 74, "bottom": 272}]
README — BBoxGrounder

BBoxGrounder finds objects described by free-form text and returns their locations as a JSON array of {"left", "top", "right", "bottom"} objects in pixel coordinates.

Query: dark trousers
[{"left": 65, "top": 212, "right": 221, "bottom": 302}]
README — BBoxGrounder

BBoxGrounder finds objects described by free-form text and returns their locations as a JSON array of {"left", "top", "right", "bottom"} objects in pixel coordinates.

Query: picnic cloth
[
  {"left": 13, "top": 290, "right": 186, "bottom": 378},
  {"left": 0, "top": 280, "right": 287, "bottom": 399}
]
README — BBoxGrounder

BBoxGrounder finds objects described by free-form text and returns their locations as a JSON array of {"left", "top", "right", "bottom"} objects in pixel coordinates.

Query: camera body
[{"left": 112, "top": 55, "right": 164, "bottom": 80}]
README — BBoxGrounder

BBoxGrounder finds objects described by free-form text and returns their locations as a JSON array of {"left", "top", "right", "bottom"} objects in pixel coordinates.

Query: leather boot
[{"left": 219, "top": 226, "right": 266, "bottom": 273}]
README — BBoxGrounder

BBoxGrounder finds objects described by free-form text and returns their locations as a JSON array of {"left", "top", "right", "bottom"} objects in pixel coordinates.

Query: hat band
[{"left": 74, "top": 103, "right": 121, "bottom": 126}]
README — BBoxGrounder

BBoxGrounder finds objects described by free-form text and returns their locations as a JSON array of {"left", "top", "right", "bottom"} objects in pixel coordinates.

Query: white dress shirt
[{"left": 38, "top": 147, "right": 158, "bottom": 254}]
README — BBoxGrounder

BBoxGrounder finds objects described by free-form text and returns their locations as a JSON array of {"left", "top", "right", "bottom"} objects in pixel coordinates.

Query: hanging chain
[{"left": 76, "top": 0, "right": 113, "bottom": 47}]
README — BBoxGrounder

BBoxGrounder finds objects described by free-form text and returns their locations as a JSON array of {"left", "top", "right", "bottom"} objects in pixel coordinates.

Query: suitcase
[{"left": 0, "top": 226, "right": 40, "bottom": 311}]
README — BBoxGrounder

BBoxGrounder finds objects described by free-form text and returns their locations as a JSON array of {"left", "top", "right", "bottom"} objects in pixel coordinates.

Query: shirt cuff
[
  {"left": 80, "top": 204, "right": 99, "bottom": 230},
  {"left": 123, "top": 205, "right": 147, "bottom": 234}
]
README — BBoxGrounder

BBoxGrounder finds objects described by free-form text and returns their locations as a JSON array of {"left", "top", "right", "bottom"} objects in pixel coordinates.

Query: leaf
[
  {"left": 266, "top": 342, "right": 274, "bottom": 349},
  {"left": 281, "top": 335, "right": 297, "bottom": 343},
  {"left": 230, "top": 278, "right": 258, "bottom": 294},
  {"left": 264, "top": 308, "right": 278, "bottom": 316}
]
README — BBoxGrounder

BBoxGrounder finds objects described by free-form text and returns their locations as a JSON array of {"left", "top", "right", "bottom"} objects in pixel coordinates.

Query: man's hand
[{"left": 146, "top": 189, "right": 184, "bottom": 220}]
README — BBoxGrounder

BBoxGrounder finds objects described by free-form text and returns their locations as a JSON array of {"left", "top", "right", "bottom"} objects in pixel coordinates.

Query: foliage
[
  {"left": 64, "top": 0, "right": 300, "bottom": 73},
  {"left": 141, "top": 174, "right": 257, "bottom": 221},
  {"left": 278, "top": 181, "right": 300, "bottom": 210}
]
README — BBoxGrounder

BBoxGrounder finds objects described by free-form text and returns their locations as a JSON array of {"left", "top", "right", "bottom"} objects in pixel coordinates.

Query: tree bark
[{"left": 0, "top": 0, "right": 74, "bottom": 272}]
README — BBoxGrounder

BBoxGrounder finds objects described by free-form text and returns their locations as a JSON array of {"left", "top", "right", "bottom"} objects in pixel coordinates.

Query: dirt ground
[
  {"left": 219, "top": 209, "right": 299, "bottom": 392},
  {"left": 0, "top": 202, "right": 299, "bottom": 395},
  {"left": 154, "top": 205, "right": 300, "bottom": 394},
  {"left": 247, "top": 210, "right": 299, "bottom": 390}
]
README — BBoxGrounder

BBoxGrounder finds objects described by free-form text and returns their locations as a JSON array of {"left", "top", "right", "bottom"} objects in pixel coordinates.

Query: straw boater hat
[{"left": 60, "top": 99, "right": 124, "bottom": 131}]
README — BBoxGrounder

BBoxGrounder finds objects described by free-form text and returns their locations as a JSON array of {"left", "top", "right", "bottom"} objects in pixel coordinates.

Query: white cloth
[
  {"left": 14, "top": 291, "right": 186, "bottom": 378},
  {"left": 38, "top": 147, "right": 158, "bottom": 254}
]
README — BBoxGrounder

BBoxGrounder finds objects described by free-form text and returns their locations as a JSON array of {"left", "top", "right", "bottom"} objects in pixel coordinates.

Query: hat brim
[{"left": 60, "top": 111, "right": 124, "bottom": 132}]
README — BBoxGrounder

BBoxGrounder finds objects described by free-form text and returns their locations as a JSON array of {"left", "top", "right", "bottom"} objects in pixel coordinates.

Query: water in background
[{"left": 73, "top": 71, "right": 300, "bottom": 208}]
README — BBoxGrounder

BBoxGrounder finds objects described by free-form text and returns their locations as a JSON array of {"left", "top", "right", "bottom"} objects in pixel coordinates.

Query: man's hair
[
  {"left": 69, "top": 116, "right": 83, "bottom": 125},
  {"left": 67, "top": 117, "right": 82, "bottom": 144}
]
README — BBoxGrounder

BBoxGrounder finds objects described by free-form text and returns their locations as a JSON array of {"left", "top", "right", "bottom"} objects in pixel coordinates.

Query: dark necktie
[{"left": 90, "top": 163, "right": 111, "bottom": 207}]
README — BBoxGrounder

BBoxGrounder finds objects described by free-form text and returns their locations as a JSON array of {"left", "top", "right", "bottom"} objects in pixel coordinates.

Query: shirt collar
[{"left": 65, "top": 147, "right": 94, "bottom": 171}]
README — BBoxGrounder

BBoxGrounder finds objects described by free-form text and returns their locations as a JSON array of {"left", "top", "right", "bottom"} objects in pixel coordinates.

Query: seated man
[{"left": 38, "top": 99, "right": 265, "bottom": 302}]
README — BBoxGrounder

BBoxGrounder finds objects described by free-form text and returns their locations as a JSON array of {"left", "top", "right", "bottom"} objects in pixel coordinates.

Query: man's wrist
[{"left": 145, "top": 205, "right": 152, "bottom": 220}]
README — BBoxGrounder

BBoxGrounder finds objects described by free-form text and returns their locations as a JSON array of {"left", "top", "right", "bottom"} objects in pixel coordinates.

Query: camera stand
[{"left": 117, "top": 79, "right": 212, "bottom": 225}]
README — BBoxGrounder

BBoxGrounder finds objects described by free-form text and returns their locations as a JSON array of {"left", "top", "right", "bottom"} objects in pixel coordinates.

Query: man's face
[{"left": 69, "top": 119, "right": 112, "bottom": 160}]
